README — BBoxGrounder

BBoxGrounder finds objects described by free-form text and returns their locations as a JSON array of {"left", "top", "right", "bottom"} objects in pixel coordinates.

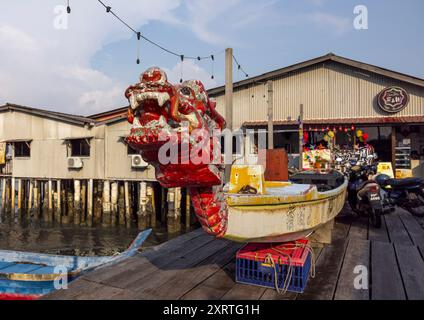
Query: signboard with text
[{"left": 377, "top": 86, "right": 409, "bottom": 113}]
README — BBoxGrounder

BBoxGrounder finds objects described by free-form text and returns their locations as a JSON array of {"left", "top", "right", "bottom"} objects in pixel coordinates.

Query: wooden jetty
[{"left": 44, "top": 206, "right": 424, "bottom": 300}]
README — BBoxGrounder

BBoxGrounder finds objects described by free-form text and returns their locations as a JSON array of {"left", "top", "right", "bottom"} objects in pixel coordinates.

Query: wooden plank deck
[{"left": 44, "top": 207, "right": 424, "bottom": 300}]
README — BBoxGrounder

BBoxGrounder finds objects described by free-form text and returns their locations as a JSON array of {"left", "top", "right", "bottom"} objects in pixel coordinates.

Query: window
[
  {"left": 70, "top": 139, "right": 90, "bottom": 157},
  {"left": 127, "top": 145, "right": 139, "bottom": 155},
  {"left": 14, "top": 142, "right": 31, "bottom": 158}
]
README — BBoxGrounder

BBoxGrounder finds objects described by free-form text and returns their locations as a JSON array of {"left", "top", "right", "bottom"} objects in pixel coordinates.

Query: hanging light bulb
[
  {"left": 180, "top": 55, "right": 184, "bottom": 83},
  {"left": 211, "top": 55, "right": 215, "bottom": 80},
  {"left": 67, "top": 0, "right": 71, "bottom": 14},
  {"left": 136, "top": 32, "right": 141, "bottom": 65}
]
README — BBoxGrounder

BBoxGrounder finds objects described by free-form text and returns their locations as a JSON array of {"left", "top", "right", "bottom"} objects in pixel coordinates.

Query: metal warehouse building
[{"left": 209, "top": 53, "right": 424, "bottom": 177}]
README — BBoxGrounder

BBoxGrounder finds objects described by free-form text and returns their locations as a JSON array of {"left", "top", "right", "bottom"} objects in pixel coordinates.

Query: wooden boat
[
  {"left": 222, "top": 166, "right": 348, "bottom": 243},
  {"left": 0, "top": 229, "right": 152, "bottom": 300}
]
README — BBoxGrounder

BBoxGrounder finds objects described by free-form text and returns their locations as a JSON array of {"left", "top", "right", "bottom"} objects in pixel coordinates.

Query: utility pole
[
  {"left": 298, "top": 104, "right": 304, "bottom": 170},
  {"left": 224, "top": 48, "right": 233, "bottom": 181},
  {"left": 267, "top": 81, "right": 274, "bottom": 150}
]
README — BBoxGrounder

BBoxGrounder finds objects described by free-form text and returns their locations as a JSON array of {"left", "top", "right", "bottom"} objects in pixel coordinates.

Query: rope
[{"left": 264, "top": 241, "right": 316, "bottom": 294}]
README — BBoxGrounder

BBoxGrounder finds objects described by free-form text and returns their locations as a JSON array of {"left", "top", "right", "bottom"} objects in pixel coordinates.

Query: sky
[{"left": 0, "top": 0, "right": 423, "bottom": 116}]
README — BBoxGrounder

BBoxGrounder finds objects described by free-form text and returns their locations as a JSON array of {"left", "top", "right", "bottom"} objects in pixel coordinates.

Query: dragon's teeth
[
  {"left": 157, "top": 93, "right": 170, "bottom": 107},
  {"left": 130, "top": 94, "right": 139, "bottom": 110}
]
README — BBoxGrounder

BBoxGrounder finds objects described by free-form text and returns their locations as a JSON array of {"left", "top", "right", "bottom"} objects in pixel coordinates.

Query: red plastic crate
[{"left": 236, "top": 239, "right": 312, "bottom": 293}]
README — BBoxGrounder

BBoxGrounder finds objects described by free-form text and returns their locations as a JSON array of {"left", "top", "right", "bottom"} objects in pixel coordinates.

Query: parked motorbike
[
  {"left": 347, "top": 165, "right": 383, "bottom": 228},
  {"left": 375, "top": 174, "right": 424, "bottom": 217}
]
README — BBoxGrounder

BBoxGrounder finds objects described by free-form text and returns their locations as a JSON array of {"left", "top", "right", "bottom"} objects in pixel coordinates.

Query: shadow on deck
[{"left": 44, "top": 205, "right": 424, "bottom": 300}]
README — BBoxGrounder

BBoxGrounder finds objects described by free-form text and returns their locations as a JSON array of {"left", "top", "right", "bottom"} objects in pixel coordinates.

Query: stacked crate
[{"left": 236, "top": 239, "right": 313, "bottom": 293}]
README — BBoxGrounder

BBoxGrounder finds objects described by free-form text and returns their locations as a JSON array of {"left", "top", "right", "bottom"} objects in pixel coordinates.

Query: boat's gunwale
[
  {"left": 0, "top": 270, "right": 82, "bottom": 282},
  {"left": 227, "top": 177, "right": 348, "bottom": 210}
]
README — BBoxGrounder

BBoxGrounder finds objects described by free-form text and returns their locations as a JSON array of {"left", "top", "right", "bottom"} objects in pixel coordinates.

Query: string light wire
[{"left": 96, "top": 0, "right": 248, "bottom": 78}]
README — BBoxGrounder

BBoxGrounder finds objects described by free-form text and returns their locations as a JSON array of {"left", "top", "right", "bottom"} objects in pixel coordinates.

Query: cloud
[
  {"left": 182, "top": 0, "right": 280, "bottom": 46},
  {"left": 308, "top": 12, "right": 351, "bottom": 35},
  {"left": 163, "top": 60, "right": 217, "bottom": 89},
  {"left": 0, "top": 0, "right": 184, "bottom": 115}
]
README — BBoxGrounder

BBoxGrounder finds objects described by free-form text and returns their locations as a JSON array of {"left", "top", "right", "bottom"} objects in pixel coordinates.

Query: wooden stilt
[
  {"left": 175, "top": 187, "right": 182, "bottom": 233},
  {"left": 17, "top": 179, "right": 22, "bottom": 215},
  {"left": 1, "top": 178, "right": 6, "bottom": 212},
  {"left": 167, "top": 188, "right": 182, "bottom": 233},
  {"left": 161, "top": 187, "right": 166, "bottom": 225},
  {"left": 74, "top": 180, "right": 81, "bottom": 225},
  {"left": 61, "top": 185, "right": 66, "bottom": 223},
  {"left": 102, "top": 180, "right": 111, "bottom": 226},
  {"left": 65, "top": 181, "right": 74, "bottom": 224},
  {"left": 138, "top": 182, "right": 148, "bottom": 230},
  {"left": 5, "top": 178, "right": 10, "bottom": 214},
  {"left": 28, "top": 180, "right": 33, "bottom": 217},
  {"left": 111, "top": 181, "right": 118, "bottom": 226},
  {"left": 93, "top": 181, "right": 102, "bottom": 225},
  {"left": 42, "top": 182, "right": 49, "bottom": 221},
  {"left": 81, "top": 180, "right": 86, "bottom": 225},
  {"left": 124, "top": 181, "right": 131, "bottom": 228},
  {"left": 55, "top": 180, "right": 61, "bottom": 223},
  {"left": 11, "top": 177, "right": 15, "bottom": 215},
  {"left": 148, "top": 184, "right": 156, "bottom": 228},
  {"left": 186, "top": 190, "right": 191, "bottom": 230},
  {"left": 118, "top": 183, "right": 125, "bottom": 225},
  {"left": 87, "top": 179, "right": 93, "bottom": 227},
  {"left": 48, "top": 179, "right": 53, "bottom": 221},
  {"left": 33, "top": 180, "right": 39, "bottom": 218}
]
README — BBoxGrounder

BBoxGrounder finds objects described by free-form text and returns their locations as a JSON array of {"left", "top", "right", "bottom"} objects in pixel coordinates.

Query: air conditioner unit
[
  {"left": 131, "top": 155, "right": 148, "bottom": 168},
  {"left": 68, "top": 157, "right": 83, "bottom": 169}
]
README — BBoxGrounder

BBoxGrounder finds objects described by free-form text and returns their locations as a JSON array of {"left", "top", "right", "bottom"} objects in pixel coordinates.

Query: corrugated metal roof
[
  {"left": 208, "top": 53, "right": 424, "bottom": 97},
  {"left": 0, "top": 103, "right": 96, "bottom": 126}
]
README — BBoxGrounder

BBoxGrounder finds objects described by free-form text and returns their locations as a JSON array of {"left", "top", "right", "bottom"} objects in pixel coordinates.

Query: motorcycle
[
  {"left": 347, "top": 164, "right": 384, "bottom": 228},
  {"left": 375, "top": 174, "right": 424, "bottom": 217}
]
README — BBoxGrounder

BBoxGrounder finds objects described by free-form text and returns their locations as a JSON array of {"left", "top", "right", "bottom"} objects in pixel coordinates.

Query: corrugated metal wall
[{"left": 212, "top": 62, "right": 424, "bottom": 129}]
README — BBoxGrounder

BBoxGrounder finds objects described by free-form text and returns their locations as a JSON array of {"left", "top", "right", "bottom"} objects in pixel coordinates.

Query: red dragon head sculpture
[
  {"left": 125, "top": 67, "right": 226, "bottom": 189},
  {"left": 125, "top": 67, "right": 228, "bottom": 237}
]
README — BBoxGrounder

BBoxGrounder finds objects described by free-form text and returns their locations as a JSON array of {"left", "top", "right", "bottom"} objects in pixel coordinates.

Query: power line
[
  {"left": 94, "top": 0, "right": 249, "bottom": 79},
  {"left": 233, "top": 54, "right": 249, "bottom": 78}
]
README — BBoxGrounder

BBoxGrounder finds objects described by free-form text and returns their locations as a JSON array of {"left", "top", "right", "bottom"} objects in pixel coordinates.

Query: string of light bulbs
[{"left": 65, "top": 0, "right": 249, "bottom": 81}]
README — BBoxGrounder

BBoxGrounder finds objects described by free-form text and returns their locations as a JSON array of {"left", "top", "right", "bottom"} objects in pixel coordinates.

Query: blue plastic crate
[{"left": 236, "top": 242, "right": 312, "bottom": 293}]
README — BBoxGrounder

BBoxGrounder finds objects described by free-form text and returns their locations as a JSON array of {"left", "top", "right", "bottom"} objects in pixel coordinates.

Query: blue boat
[{"left": 0, "top": 229, "right": 152, "bottom": 300}]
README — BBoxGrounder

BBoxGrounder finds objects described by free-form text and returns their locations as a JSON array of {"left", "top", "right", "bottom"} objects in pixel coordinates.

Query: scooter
[
  {"left": 347, "top": 165, "right": 384, "bottom": 228},
  {"left": 375, "top": 174, "right": 424, "bottom": 217}
]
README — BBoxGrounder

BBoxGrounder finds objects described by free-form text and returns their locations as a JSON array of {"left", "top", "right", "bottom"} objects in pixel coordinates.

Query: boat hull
[
  {"left": 223, "top": 179, "right": 348, "bottom": 242},
  {"left": 0, "top": 229, "right": 152, "bottom": 300}
]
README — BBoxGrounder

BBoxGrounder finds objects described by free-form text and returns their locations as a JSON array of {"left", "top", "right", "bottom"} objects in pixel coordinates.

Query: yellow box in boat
[
  {"left": 229, "top": 165, "right": 266, "bottom": 195},
  {"left": 227, "top": 165, "right": 316, "bottom": 206}
]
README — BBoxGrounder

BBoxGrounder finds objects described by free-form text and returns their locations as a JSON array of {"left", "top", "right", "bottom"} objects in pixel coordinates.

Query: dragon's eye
[{"left": 180, "top": 87, "right": 191, "bottom": 97}]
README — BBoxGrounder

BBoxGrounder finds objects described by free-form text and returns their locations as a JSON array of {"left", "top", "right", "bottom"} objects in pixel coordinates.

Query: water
[{"left": 0, "top": 212, "right": 190, "bottom": 257}]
